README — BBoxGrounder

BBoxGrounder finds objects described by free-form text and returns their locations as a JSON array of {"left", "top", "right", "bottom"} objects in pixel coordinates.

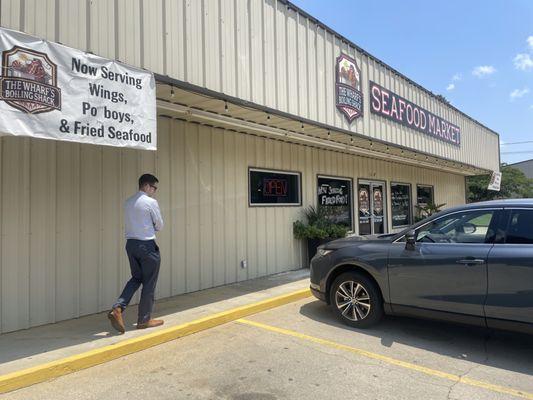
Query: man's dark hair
[{"left": 138, "top": 173, "right": 159, "bottom": 189}]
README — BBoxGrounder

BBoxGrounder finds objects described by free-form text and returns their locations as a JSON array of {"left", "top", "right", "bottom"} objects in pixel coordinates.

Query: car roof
[
  {"left": 440, "top": 199, "right": 533, "bottom": 216},
  {"left": 457, "top": 199, "right": 533, "bottom": 209}
]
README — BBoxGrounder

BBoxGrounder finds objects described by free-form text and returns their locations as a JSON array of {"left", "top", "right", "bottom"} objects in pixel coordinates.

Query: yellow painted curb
[{"left": 0, "top": 288, "right": 312, "bottom": 394}]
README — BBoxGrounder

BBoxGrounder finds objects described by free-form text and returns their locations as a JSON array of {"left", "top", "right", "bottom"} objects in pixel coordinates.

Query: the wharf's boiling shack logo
[
  {"left": 335, "top": 53, "right": 363, "bottom": 123},
  {"left": 1, "top": 46, "right": 61, "bottom": 114}
]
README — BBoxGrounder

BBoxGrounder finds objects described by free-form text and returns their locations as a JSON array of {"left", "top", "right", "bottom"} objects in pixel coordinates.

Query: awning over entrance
[{"left": 155, "top": 77, "right": 488, "bottom": 176}]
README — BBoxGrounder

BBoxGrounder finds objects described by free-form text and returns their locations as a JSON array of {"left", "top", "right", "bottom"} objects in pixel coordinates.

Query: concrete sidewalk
[{"left": 0, "top": 269, "right": 310, "bottom": 377}]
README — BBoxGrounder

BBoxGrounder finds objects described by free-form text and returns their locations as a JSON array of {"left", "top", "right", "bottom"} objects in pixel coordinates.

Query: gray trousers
[{"left": 114, "top": 239, "right": 161, "bottom": 324}]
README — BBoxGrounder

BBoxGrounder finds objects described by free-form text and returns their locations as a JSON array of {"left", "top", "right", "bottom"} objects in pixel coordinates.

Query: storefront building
[{"left": 0, "top": 0, "right": 499, "bottom": 333}]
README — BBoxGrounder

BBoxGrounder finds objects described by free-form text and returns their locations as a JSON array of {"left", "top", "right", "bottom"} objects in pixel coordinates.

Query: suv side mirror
[{"left": 405, "top": 229, "right": 416, "bottom": 251}]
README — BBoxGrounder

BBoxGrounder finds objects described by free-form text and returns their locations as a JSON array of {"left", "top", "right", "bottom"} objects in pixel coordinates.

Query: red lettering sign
[{"left": 263, "top": 179, "right": 288, "bottom": 197}]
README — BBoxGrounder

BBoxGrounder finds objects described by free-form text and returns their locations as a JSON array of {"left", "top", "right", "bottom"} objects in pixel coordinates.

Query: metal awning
[{"left": 155, "top": 77, "right": 488, "bottom": 176}]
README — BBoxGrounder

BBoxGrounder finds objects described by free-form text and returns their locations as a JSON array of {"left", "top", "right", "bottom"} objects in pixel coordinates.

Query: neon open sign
[{"left": 263, "top": 179, "right": 288, "bottom": 197}]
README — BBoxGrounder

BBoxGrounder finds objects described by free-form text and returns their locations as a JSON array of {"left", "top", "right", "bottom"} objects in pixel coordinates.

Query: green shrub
[
  {"left": 414, "top": 202, "right": 446, "bottom": 222},
  {"left": 293, "top": 205, "right": 349, "bottom": 240}
]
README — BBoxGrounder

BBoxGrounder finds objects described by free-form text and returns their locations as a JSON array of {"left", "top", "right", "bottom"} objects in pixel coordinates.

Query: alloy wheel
[{"left": 335, "top": 281, "right": 371, "bottom": 321}]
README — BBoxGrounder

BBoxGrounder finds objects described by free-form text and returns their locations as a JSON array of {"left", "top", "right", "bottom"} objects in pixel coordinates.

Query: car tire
[{"left": 329, "top": 272, "right": 383, "bottom": 328}]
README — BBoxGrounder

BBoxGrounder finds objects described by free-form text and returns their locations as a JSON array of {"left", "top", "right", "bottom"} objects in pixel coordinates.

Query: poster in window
[
  {"left": 391, "top": 183, "right": 411, "bottom": 227},
  {"left": 373, "top": 188, "right": 383, "bottom": 216},
  {"left": 317, "top": 177, "right": 353, "bottom": 230},
  {"left": 417, "top": 185, "right": 434, "bottom": 206},
  {"left": 359, "top": 187, "right": 370, "bottom": 216},
  {"left": 249, "top": 168, "right": 301, "bottom": 206},
  {"left": 358, "top": 185, "right": 371, "bottom": 235}
]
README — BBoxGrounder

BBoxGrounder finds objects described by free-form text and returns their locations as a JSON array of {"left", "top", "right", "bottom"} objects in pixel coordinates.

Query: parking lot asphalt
[{"left": 2, "top": 297, "right": 532, "bottom": 400}]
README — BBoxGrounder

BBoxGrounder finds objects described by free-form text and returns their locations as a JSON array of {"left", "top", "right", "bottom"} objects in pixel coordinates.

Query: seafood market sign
[
  {"left": 335, "top": 53, "right": 363, "bottom": 123},
  {"left": 0, "top": 27, "right": 156, "bottom": 150},
  {"left": 370, "top": 81, "right": 461, "bottom": 147}
]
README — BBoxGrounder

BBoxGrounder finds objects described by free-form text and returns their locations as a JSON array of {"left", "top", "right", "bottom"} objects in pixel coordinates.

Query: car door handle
[{"left": 456, "top": 259, "right": 485, "bottom": 265}]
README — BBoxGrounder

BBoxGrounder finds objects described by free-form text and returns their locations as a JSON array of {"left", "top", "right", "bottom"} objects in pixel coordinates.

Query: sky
[{"left": 290, "top": 0, "right": 533, "bottom": 165}]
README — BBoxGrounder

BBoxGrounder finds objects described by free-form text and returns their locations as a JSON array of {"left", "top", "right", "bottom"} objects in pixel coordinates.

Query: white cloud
[
  {"left": 510, "top": 88, "right": 529, "bottom": 100},
  {"left": 472, "top": 65, "right": 496, "bottom": 77},
  {"left": 452, "top": 73, "right": 462, "bottom": 81},
  {"left": 514, "top": 53, "right": 533, "bottom": 70},
  {"left": 528, "top": 36, "right": 533, "bottom": 51},
  {"left": 530, "top": 104, "right": 533, "bottom": 109},
  {"left": 446, "top": 83, "right": 455, "bottom": 91}
]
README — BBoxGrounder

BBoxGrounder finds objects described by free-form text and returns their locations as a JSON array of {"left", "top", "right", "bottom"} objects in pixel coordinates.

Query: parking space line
[{"left": 237, "top": 318, "right": 533, "bottom": 400}]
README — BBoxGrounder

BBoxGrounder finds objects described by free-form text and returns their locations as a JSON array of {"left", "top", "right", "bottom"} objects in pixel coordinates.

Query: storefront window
[
  {"left": 317, "top": 176, "right": 353, "bottom": 230},
  {"left": 249, "top": 168, "right": 301, "bottom": 206},
  {"left": 417, "top": 185, "right": 434, "bottom": 206},
  {"left": 391, "top": 183, "right": 411, "bottom": 228}
]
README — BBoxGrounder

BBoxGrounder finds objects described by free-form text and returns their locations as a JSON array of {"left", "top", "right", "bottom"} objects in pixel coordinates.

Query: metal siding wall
[
  {"left": 0, "top": 0, "right": 499, "bottom": 171},
  {"left": 275, "top": 0, "right": 287, "bottom": 113},
  {"left": 89, "top": 0, "right": 115, "bottom": 59},
  {"left": 142, "top": 0, "right": 164, "bottom": 73},
  {"left": 155, "top": 118, "right": 172, "bottom": 298},
  {"left": 1, "top": 138, "right": 30, "bottom": 333},
  {"left": 0, "top": 1, "right": 484, "bottom": 333},
  {"left": 117, "top": 0, "right": 141, "bottom": 67},
  {"left": 220, "top": 0, "right": 236, "bottom": 97},
  {"left": 0, "top": 125, "right": 467, "bottom": 332},
  {"left": 165, "top": 0, "right": 186, "bottom": 82},
  {"left": 263, "top": 0, "right": 276, "bottom": 108}
]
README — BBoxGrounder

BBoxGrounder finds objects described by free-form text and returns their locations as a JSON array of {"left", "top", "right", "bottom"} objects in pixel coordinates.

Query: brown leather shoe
[
  {"left": 107, "top": 307, "right": 125, "bottom": 334},
  {"left": 137, "top": 319, "right": 164, "bottom": 329}
]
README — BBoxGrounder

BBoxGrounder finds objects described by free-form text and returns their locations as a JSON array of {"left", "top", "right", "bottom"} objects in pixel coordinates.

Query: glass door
[{"left": 358, "top": 181, "right": 386, "bottom": 235}]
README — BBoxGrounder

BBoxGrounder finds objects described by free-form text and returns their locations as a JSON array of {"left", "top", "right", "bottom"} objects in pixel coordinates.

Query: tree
[
  {"left": 466, "top": 164, "right": 533, "bottom": 203},
  {"left": 435, "top": 94, "right": 450, "bottom": 105}
]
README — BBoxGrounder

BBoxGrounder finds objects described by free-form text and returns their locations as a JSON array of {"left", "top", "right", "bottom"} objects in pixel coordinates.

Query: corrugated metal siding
[
  {"left": 0, "top": 118, "right": 465, "bottom": 333},
  {"left": 0, "top": 0, "right": 499, "bottom": 171}
]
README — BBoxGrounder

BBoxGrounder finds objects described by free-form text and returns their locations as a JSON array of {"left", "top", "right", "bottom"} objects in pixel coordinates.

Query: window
[
  {"left": 391, "top": 183, "right": 411, "bottom": 228},
  {"left": 506, "top": 209, "right": 533, "bottom": 244},
  {"left": 249, "top": 168, "right": 301, "bottom": 206},
  {"left": 416, "top": 185, "right": 434, "bottom": 206},
  {"left": 416, "top": 210, "right": 495, "bottom": 244},
  {"left": 317, "top": 176, "right": 353, "bottom": 231}
]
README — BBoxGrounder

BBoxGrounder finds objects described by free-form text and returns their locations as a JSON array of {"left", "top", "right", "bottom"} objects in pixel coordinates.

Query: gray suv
[{"left": 310, "top": 199, "right": 533, "bottom": 334}]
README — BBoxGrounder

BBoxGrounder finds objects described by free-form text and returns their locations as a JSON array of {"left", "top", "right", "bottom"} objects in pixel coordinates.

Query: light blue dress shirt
[{"left": 124, "top": 191, "right": 164, "bottom": 240}]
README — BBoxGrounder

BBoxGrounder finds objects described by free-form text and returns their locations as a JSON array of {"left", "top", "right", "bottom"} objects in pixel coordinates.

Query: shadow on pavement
[
  {"left": 299, "top": 299, "right": 533, "bottom": 376},
  {"left": 0, "top": 269, "right": 309, "bottom": 367}
]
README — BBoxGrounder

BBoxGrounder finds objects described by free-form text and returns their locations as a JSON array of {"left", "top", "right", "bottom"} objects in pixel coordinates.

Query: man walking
[{"left": 108, "top": 173, "right": 164, "bottom": 333}]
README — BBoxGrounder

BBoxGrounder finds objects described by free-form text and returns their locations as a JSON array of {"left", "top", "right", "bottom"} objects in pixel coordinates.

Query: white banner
[
  {"left": 0, "top": 27, "right": 156, "bottom": 150},
  {"left": 488, "top": 171, "right": 502, "bottom": 191}
]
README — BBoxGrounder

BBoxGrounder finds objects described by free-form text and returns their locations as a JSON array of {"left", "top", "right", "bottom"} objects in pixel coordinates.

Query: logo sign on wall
[
  {"left": 0, "top": 27, "right": 156, "bottom": 150},
  {"left": 2, "top": 46, "right": 61, "bottom": 114},
  {"left": 335, "top": 53, "right": 363, "bottom": 123}
]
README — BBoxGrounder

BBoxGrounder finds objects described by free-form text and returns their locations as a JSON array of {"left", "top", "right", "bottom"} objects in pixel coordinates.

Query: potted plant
[
  {"left": 293, "top": 205, "right": 349, "bottom": 266},
  {"left": 414, "top": 202, "right": 446, "bottom": 223}
]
